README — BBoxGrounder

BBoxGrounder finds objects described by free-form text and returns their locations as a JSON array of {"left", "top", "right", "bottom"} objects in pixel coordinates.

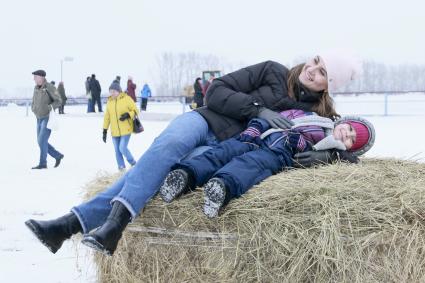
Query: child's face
[{"left": 333, "top": 123, "right": 357, "bottom": 150}]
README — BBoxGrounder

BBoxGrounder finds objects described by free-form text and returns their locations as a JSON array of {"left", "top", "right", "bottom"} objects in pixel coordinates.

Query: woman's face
[
  {"left": 333, "top": 123, "right": 356, "bottom": 150},
  {"left": 109, "top": 89, "right": 120, "bottom": 97},
  {"left": 298, "top": 56, "right": 328, "bottom": 92}
]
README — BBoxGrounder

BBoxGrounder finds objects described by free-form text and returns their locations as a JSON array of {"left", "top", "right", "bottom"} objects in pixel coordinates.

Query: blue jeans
[
  {"left": 36, "top": 117, "right": 63, "bottom": 167},
  {"left": 87, "top": 99, "right": 95, "bottom": 113},
  {"left": 72, "top": 111, "right": 219, "bottom": 233},
  {"left": 112, "top": 134, "right": 135, "bottom": 169}
]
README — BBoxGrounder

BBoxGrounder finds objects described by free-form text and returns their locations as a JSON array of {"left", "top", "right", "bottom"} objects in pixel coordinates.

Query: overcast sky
[{"left": 1, "top": 0, "right": 424, "bottom": 97}]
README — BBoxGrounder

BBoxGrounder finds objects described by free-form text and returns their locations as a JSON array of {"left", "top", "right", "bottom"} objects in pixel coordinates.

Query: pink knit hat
[{"left": 320, "top": 49, "right": 362, "bottom": 94}]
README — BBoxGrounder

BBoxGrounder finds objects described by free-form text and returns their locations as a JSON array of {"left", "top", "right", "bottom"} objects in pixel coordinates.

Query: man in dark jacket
[{"left": 89, "top": 74, "right": 102, "bottom": 112}]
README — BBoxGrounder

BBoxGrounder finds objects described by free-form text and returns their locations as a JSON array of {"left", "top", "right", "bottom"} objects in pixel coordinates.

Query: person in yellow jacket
[{"left": 102, "top": 81, "right": 139, "bottom": 170}]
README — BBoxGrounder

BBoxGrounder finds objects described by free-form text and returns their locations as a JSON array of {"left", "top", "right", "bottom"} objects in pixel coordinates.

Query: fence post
[
  {"left": 181, "top": 96, "right": 186, "bottom": 114},
  {"left": 26, "top": 100, "right": 29, "bottom": 117},
  {"left": 384, "top": 93, "right": 388, "bottom": 116}
]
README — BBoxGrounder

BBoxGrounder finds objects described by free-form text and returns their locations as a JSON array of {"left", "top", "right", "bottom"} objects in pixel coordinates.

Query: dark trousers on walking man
[
  {"left": 141, "top": 98, "right": 148, "bottom": 111},
  {"left": 92, "top": 93, "right": 103, "bottom": 112}
]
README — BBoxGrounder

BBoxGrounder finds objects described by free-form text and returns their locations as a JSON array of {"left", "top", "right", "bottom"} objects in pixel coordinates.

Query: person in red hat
[{"left": 159, "top": 111, "right": 375, "bottom": 218}]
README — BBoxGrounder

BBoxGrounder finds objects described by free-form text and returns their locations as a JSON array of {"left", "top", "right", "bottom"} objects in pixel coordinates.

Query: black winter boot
[
  {"left": 81, "top": 201, "right": 131, "bottom": 256},
  {"left": 203, "top": 178, "right": 228, "bottom": 218},
  {"left": 25, "top": 212, "right": 82, "bottom": 254},
  {"left": 54, "top": 154, "right": 64, "bottom": 168},
  {"left": 31, "top": 164, "right": 47, "bottom": 169},
  {"left": 159, "top": 169, "right": 195, "bottom": 203}
]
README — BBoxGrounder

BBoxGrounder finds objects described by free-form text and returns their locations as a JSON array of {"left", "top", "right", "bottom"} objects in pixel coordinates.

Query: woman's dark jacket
[{"left": 195, "top": 61, "right": 317, "bottom": 141}]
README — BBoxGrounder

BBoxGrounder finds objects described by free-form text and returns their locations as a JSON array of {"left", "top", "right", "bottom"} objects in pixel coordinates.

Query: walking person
[
  {"left": 57, "top": 82, "right": 67, "bottom": 114},
  {"left": 126, "top": 76, "right": 137, "bottom": 102},
  {"left": 85, "top": 76, "right": 94, "bottom": 113},
  {"left": 25, "top": 50, "right": 362, "bottom": 256},
  {"left": 140, "top": 83, "right": 151, "bottom": 111},
  {"left": 89, "top": 74, "right": 102, "bottom": 112},
  {"left": 31, "top": 70, "right": 64, "bottom": 169},
  {"left": 103, "top": 81, "right": 138, "bottom": 170}
]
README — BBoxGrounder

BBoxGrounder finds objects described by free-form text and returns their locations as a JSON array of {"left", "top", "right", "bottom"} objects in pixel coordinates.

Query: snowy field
[{"left": 0, "top": 97, "right": 424, "bottom": 283}]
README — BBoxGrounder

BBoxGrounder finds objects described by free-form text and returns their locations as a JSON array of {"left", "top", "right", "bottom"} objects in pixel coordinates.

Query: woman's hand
[
  {"left": 293, "top": 150, "right": 359, "bottom": 167},
  {"left": 257, "top": 107, "right": 293, "bottom": 129},
  {"left": 293, "top": 150, "right": 331, "bottom": 167},
  {"left": 102, "top": 129, "right": 107, "bottom": 143},
  {"left": 119, "top": 112, "right": 130, "bottom": 121}
]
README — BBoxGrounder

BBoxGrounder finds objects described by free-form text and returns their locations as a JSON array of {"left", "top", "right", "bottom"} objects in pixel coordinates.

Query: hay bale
[{"left": 84, "top": 159, "right": 425, "bottom": 282}]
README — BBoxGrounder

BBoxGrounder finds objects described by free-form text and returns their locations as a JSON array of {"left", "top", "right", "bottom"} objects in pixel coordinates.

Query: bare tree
[{"left": 152, "top": 52, "right": 241, "bottom": 97}]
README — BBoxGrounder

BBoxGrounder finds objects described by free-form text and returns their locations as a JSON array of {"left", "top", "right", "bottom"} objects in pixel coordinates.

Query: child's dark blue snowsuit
[{"left": 175, "top": 117, "right": 305, "bottom": 200}]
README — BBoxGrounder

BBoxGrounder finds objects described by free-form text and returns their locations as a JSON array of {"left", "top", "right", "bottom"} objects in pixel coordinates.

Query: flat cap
[{"left": 32, "top": 70, "right": 46, "bottom": 77}]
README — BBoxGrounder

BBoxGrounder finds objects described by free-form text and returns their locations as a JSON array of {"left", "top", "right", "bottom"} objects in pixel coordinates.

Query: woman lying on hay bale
[
  {"left": 25, "top": 49, "right": 362, "bottom": 256},
  {"left": 160, "top": 111, "right": 375, "bottom": 218}
]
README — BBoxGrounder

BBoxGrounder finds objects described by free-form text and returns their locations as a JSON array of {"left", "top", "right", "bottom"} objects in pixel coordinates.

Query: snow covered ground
[{"left": 0, "top": 97, "right": 424, "bottom": 283}]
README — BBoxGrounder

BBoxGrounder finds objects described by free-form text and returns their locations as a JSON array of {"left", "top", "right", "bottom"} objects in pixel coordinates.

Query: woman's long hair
[{"left": 287, "top": 63, "right": 340, "bottom": 120}]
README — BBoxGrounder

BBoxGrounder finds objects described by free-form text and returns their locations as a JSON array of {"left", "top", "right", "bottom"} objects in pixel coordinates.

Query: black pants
[
  {"left": 59, "top": 105, "right": 65, "bottom": 114},
  {"left": 141, "top": 98, "right": 148, "bottom": 111},
  {"left": 92, "top": 93, "right": 103, "bottom": 112}
]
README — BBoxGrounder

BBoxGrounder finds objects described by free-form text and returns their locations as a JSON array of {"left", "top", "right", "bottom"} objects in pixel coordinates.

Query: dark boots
[
  {"left": 54, "top": 155, "right": 64, "bottom": 168},
  {"left": 31, "top": 164, "right": 47, "bottom": 169},
  {"left": 81, "top": 201, "right": 131, "bottom": 256},
  {"left": 203, "top": 178, "right": 228, "bottom": 218},
  {"left": 159, "top": 169, "right": 195, "bottom": 203},
  {"left": 25, "top": 212, "right": 82, "bottom": 254}
]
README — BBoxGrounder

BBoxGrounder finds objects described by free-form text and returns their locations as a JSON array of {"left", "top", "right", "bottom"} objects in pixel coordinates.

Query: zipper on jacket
[{"left": 114, "top": 99, "right": 122, "bottom": 136}]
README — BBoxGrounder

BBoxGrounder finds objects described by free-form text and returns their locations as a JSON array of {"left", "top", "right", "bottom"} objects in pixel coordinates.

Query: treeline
[{"left": 342, "top": 61, "right": 425, "bottom": 92}]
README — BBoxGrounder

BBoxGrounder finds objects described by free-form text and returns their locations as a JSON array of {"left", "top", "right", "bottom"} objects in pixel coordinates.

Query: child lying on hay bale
[
  {"left": 88, "top": 158, "right": 425, "bottom": 283},
  {"left": 160, "top": 110, "right": 375, "bottom": 218}
]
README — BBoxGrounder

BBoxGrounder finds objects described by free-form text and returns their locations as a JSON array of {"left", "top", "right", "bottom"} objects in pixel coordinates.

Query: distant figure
[
  {"left": 126, "top": 76, "right": 137, "bottom": 102},
  {"left": 193, "top": 77, "right": 204, "bottom": 108},
  {"left": 103, "top": 81, "right": 139, "bottom": 170},
  {"left": 89, "top": 74, "right": 102, "bottom": 112},
  {"left": 57, "top": 82, "right": 67, "bottom": 114},
  {"left": 50, "top": 81, "right": 56, "bottom": 86},
  {"left": 140, "top": 83, "right": 151, "bottom": 111},
  {"left": 31, "top": 69, "right": 64, "bottom": 169},
  {"left": 85, "top": 76, "right": 94, "bottom": 113},
  {"left": 202, "top": 74, "right": 215, "bottom": 96}
]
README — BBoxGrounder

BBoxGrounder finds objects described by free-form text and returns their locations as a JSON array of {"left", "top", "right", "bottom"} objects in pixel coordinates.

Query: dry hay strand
[{"left": 84, "top": 158, "right": 425, "bottom": 283}]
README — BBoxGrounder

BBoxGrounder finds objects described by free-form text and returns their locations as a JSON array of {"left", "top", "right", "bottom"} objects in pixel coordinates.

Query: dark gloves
[
  {"left": 102, "top": 129, "right": 107, "bottom": 143},
  {"left": 293, "top": 150, "right": 331, "bottom": 167},
  {"left": 337, "top": 150, "right": 360, "bottom": 164},
  {"left": 293, "top": 150, "right": 359, "bottom": 168},
  {"left": 119, "top": 112, "right": 130, "bottom": 121},
  {"left": 257, "top": 107, "right": 293, "bottom": 129}
]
